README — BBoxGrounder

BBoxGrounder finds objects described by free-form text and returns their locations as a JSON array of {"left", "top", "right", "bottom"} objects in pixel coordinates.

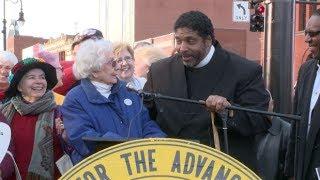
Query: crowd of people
[{"left": 0, "top": 9, "right": 319, "bottom": 180}]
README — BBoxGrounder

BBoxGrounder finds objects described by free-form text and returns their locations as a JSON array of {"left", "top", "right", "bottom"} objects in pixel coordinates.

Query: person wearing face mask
[
  {"left": 285, "top": 9, "right": 320, "bottom": 180},
  {"left": 0, "top": 51, "right": 18, "bottom": 102},
  {"left": 144, "top": 11, "right": 270, "bottom": 174},
  {"left": 61, "top": 39, "right": 166, "bottom": 164},
  {"left": 113, "top": 43, "right": 147, "bottom": 90}
]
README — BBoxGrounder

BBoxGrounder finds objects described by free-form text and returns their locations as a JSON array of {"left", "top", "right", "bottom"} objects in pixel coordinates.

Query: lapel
[
  {"left": 304, "top": 66, "right": 320, "bottom": 173},
  {"left": 167, "top": 55, "right": 188, "bottom": 99},
  {"left": 299, "top": 60, "right": 318, "bottom": 138},
  {"left": 195, "top": 47, "right": 229, "bottom": 99},
  {"left": 300, "top": 60, "right": 319, "bottom": 173}
]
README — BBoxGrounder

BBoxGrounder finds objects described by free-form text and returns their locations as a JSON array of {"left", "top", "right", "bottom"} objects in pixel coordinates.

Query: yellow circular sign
[{"left": 60, "top": 138, "right": 260, "bottom": 180}]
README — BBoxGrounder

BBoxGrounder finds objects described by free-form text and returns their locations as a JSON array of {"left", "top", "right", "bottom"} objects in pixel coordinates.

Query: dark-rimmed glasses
[{"left": 304, "top": 30, "right": 320, "bottom": 38}]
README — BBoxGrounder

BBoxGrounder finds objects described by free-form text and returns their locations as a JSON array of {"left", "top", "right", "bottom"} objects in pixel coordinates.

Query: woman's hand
[
  {"left": 55, "top": 117, "right": 67, "bottom": 141},
  {"left": 55, "top": 117, "right": 64, "bottom": 134}
]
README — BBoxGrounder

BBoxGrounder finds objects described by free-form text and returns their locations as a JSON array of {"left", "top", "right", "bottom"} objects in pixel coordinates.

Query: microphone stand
[
  {"left": 141, "top": 91, "right": 301, "bottom": 121},
  {"left": 128, "top": 88, "right": 302, "bottom": 154},
  {"left": 220, "top": 111, "right": 229, "bottom": 154}
]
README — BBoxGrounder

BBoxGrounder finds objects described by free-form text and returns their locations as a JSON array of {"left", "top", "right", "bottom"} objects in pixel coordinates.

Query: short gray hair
[
  {"left": 73, "top": 39, "right": 113, "bottom": 79},
  {"left": 0, "top": 51, "right": 18, "bottom": 65}
]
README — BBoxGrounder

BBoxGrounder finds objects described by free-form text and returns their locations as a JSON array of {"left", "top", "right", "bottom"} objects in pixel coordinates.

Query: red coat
[
  {"left": 0, "top": 91, "right": 5, "bottom": 102},
  {"left": 54, "top": 61, "right": 77, "bottom": 96}
]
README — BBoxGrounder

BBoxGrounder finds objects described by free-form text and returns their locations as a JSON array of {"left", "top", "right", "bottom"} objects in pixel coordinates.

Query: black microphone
[
  {"left": 126, "top": 84, "right": 141, "bottom": 93},
  {"left": 126, "top": 84, "right": 154, "bottom": 99}
]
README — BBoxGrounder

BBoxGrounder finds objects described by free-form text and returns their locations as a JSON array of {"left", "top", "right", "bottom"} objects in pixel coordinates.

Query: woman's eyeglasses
[
  {"left": 115, "top": 56, "right": 133, "bottom": 64},
  {"left": 104, "top": 58, "right": 118, "bottom": 68}
]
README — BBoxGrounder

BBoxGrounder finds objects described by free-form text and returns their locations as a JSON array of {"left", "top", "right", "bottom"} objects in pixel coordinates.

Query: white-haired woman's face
[
  {"left": 0, "top": 58, "right": 14, "bottom": 84},
  {"left": 92, "top": 52, "right": 118, "bottom": 85},
  {"left": 115, "top": 49, "right": 135, "bottom": 81}
]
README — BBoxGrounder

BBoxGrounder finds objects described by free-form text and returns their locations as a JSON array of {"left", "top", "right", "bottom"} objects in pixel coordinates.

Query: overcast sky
[{"left": 0, "top": 0, "right": 100, "bottom": 50}]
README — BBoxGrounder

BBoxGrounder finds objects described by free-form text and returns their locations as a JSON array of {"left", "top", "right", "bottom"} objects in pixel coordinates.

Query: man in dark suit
[
  {"left": 285, "top": 9, "right": 320, "bottom": 180},
  {"left": 144, "top": 11, "right": 270, "bottom": 173}
]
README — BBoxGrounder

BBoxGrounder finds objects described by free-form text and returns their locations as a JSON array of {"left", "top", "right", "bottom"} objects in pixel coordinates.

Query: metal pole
[
  {"left": 263, "top": 0, "right": 273, "bottom": 90},
  {"left": 2, "top": 0, "right": 6, "bottom": 50},
  {"left": 269, "top": 0, "right": 294, "bottom": 114},
  {"left": 222, "top": 115, "right": 229, "bottom": 154},
  {"left": 2, "top": 0, "right": 24, "bottom": 50},
  {"left": 19, "top": 0, "right": 22, "bottom": 11}
]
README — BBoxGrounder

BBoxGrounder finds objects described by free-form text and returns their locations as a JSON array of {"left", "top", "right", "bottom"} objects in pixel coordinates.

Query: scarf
[{"left": 1, "top": 91, "right": 56, "bottom": 179}]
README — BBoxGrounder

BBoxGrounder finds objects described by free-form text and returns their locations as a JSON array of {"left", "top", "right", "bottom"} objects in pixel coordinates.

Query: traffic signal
[
  {"left": 249, "top": 0, "right": 264, "bottom": 9},
  {"left": 249, "top": 1, "right": 265, "bottom": 32}
]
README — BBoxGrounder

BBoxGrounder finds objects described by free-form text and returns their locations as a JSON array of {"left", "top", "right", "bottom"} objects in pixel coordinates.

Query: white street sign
[{"left": 233, "top": 1, "right": 249, "bottom": 22}]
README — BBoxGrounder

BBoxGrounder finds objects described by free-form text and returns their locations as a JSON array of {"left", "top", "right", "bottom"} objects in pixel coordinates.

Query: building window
[{"left": 298, "top": 4, "right": 306, "bottom": 31}]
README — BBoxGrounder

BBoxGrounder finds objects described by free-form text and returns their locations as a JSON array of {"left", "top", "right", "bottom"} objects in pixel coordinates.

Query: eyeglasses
[
  {"left": 72, "top": 29, "right": 103, "bottom": 50},
  {"left": 0, "top": 65, "right": 12, "bottom": 71},
  {"left": 105, "top": 58, "right": 118, "bottom": 68},
  {"left": 115, "top": 56, "right": 133, "bottom": 64},
  {"left": 304, "top": 30, "right": 320, "bottom": 37}
]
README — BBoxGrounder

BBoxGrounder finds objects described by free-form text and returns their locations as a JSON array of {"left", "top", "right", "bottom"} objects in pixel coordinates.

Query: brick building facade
[
  {"left": 134, "top": 0, "right": 263, "bottom": 63},
  {"left": 6, "top": 0, "right": 318, "bottom": 84}
]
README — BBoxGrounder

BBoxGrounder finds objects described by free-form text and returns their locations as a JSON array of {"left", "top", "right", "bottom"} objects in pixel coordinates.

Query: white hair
[
  {"left": 0, "top": 51, "right": 18, "bottom": 65},
  {"left": 73, "top": 39, "right": 113, "bottom": 79}
]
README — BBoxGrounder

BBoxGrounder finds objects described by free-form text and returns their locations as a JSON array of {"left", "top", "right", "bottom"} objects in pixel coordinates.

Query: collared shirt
[
  {"left": 308, "top": 64, "right": 320, "bottom": 134},
  {"left": 91, "top": 80, "right": 112, "bottom": 99},
  {"left": 194, "top": 45, "right": 215, "bottom": 68}
]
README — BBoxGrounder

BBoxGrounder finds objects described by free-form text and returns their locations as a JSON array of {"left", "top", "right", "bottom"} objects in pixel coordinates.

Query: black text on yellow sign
[{"left": 60, "top": 138, "right": 261, "bottom": 180}]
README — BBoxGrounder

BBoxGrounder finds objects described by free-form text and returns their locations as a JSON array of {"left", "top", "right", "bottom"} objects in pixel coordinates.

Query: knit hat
[{"left": 5, "top": 58, "right": 57, "bottom": 99}]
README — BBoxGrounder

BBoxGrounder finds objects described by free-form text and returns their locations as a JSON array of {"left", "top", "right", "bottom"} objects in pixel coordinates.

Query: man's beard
[
  {"left": 178, "top": 52, "right": 202, "bottom": 68},
  {"left": 182, "top": 60, "right": 198, "bottom": 67}
]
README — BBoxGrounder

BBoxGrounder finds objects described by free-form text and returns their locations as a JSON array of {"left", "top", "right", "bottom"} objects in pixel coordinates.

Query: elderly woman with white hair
[
  {"left": 61, "top": 39, "right": 166, "bottom": 164},
  {"left": 0, "top": 51, "right": 18, "bottom": 102}
]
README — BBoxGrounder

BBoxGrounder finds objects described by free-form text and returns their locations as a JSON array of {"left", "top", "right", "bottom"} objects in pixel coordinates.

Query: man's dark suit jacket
[
  {"left": 285, "top": 59, "right": 320, "bottom": 179},
  {"left": 144, "top": 44, "right": 270, "bottom": 173}
]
